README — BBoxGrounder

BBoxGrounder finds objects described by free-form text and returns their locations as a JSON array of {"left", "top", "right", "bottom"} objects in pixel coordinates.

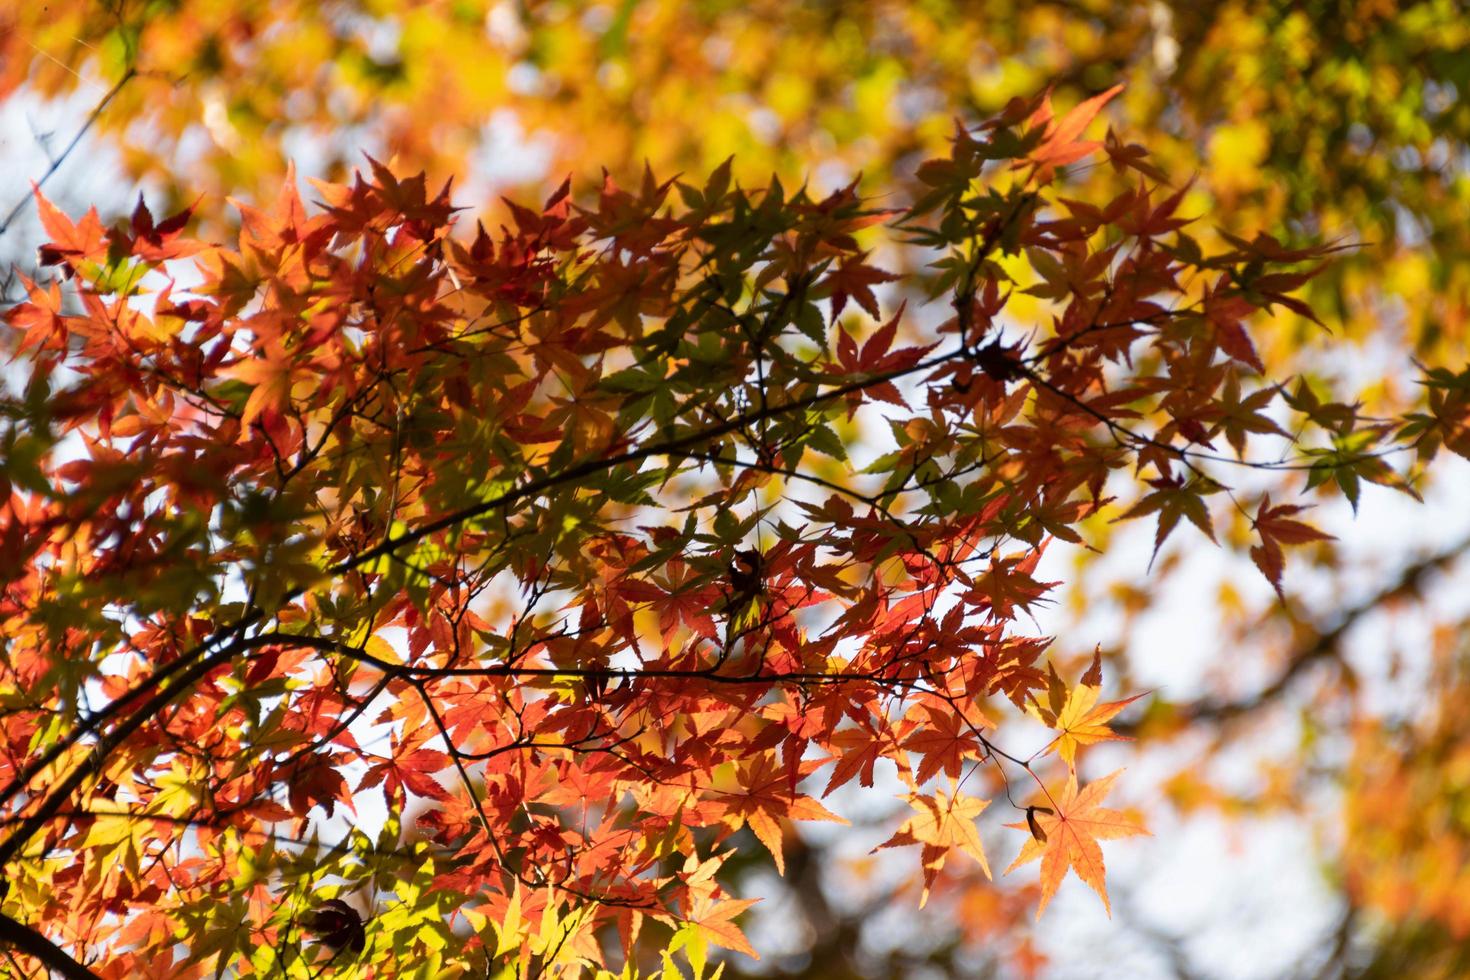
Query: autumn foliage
[{"left": 1, "top": 58, "right": 1467, "bottom": 978}]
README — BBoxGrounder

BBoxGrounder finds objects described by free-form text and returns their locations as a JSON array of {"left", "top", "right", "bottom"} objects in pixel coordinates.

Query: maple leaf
[
  {"left": 1005, "top": 770, "right": 1149, "bottom": 917},
  {"left": 125, "top": 195, "right": 202, "bottom": 263},
  {"left": 877, "top": 789, "right": 991, "bottom": 907},
  {"left": 1113, "top": 475, "right": 1220, "bottom": 567},
  {"left": 304, "top": 898, "right": 366, "bottom": 953},
  {"left": 832, "top": 309, "right": 916, "bottom": 410},
  {"left": 1214, "top": 373, "right": 1288, "bottom": 456},
  {"left": 967, "top": 547, "right": 1058, "bottom": 620},
  {"left": 669, "top": 851, "right": 761, "bottom": 960},
  {"left": 284, "top": 754, "right": 353, "bottom": 820},
  {"left": 5, "top": 275, "right": 71, "bottom": 354},
  {"left": 391, "top": 748, "right": 454, "bottom": 801},
  {"left": 1022, "top": 84, "right": 1124, "bottom": 182},
  {"left": 220, "top": 338, "right": 301, "bottom": 430},
  {"left": 902, "top": 702, "right": 983, "bottom": 785},
  {"left": 1028, "top": 653, "right": 1145, "bottom": 768},
  {"left": 720, "top": 756, "right": 846, "bottom": 875},
  {"left": 1203, "top": 282, "right": 1266, "bottom": 372},
  {"left": 33, "top": 190, "right": 107, "bottom": 272},
  {"left": 683, "top": 890, "right": 760, "bottom": 960},
  {"left": 1103, "top": 127, "right": 1170, "bottom": 184},
  {"left": 823, "top": 723, "right": 890, "bottom": 796},
  {"left": 823, "top": 251, "right": 899, "bottom": 320},
  {"left": 1249, "top": 493, "right": 1335, "bottom": 597}
]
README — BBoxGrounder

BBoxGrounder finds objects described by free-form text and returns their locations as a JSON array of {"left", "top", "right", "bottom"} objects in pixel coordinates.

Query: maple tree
[
  {"left": 2, "top": 71, "right": 1464, "bottom": 978},
  {"left": 3, "top": 3, "right": 1470, "bottom": 977}
]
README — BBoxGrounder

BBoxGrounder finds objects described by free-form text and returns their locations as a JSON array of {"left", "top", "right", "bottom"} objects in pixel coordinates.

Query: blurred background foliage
[
  {"left": 4, "top": 0, "right": 1470, "bottom": 975},
  {"left": 7, "top": 0, "right": 1469, "bottom": 367}
]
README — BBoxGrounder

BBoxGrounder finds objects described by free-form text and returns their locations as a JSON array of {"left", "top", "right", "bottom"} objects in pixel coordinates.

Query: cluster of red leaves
[{"left": 0, "top": 88, "right": 1384, "bottom": 976}]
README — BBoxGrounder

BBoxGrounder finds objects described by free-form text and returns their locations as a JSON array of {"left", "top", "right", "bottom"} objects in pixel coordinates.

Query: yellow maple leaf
[
  {"left": 1046, "top": 686, "right": 1146, "bottom": 767},
  {"left": 876, "top": 789, "right": 991, "bottom": 907},
  {"left": 1028, "top": 652, "right": 1145, "bottom": 767}
]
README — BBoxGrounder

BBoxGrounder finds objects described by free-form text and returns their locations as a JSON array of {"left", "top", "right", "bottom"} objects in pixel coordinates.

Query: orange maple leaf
[
  {"left": 1005, "top": 769, "right": 1148, "bottom": 917},
  {"left": 675, "top": 851, "right": 760, "bottom": 959},
  {"left": 33, "top": 190, "right": 107, "bottom": 270},
  {"left": 1022, "top": 84, "right": 1124, "bottom": 182},
  {"left": 1250, "top": 492, "right": 1335, "bottom": 597},
  {"left": 877, "top": 788, "right": 991, "bottom": 907},
  {"left": 1035, "top": 687, "right": 1145, "bottom": 769},
  {"left": 721, "top": 756, "right": 846, "bottom": 875},
  {"left": 684, "top": 890, "right": 760, "bottom": 960},
  {"left": 221, "top": 339, "right": 300, "bottom": 430},
  {"left": 902, "top": 702, "right": 985, "bottom": 785}
]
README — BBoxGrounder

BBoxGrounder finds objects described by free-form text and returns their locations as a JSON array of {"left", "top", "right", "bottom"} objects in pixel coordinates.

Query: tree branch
[
  {"left": 1120, "top": 530, "right": 1470, "bottom": 734},
  {"left": 0, "top": 345, "right": 965, "bottom": 837},
  {"left": 0, "top": 644, "right": 237, "bottom": 867},
  {"left": 0, "top": 911, "right": 101, "bottom": 980}
]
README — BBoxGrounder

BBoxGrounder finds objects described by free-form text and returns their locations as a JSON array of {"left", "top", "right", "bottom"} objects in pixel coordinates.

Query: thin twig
[{"left": 0, "top": 68, "right": 137, "bottom": 239}]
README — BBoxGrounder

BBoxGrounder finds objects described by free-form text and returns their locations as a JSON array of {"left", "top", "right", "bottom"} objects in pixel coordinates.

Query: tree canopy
[{"left": 2, "top": 3, "right": 1469, "bottom": 978}]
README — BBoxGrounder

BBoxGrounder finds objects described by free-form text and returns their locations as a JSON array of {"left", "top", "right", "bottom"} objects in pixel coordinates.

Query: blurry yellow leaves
[
  {"left": 1207, "top": 119, "right": 1270, "bottom": 194},
  {"left": 765, "top": 73, "right": 813, "bottom": 124}
]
